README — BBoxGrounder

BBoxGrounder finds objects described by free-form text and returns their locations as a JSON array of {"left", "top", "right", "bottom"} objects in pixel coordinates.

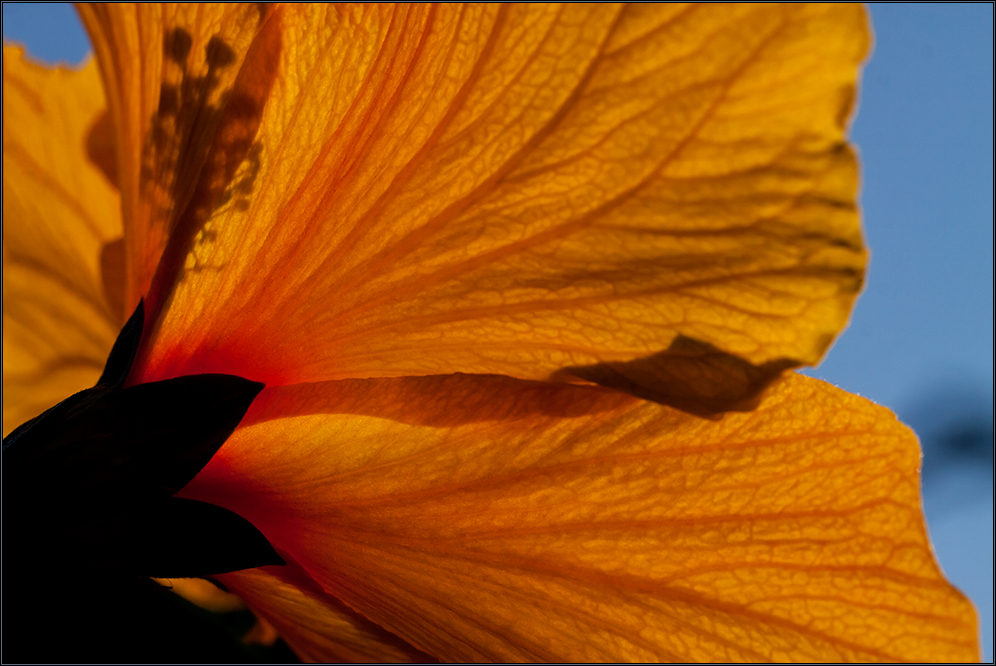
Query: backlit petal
[
  {"left": 126, "top": 5, "right": 868, "bottom": 411},
  {"left": 77, "top": 3, "right": 278, "bottom": 312},
  {"left": 217, "top": 558, "right": 433, "bottom": 663},
  {"left": 184, "top": 373, "right": 978, "bottom": 662},
  {"left": 153, "top": 577, "right": 245, "bottom": 613},
  {"left": 2, "top": 47, "right": 121, "bottom": 434}
]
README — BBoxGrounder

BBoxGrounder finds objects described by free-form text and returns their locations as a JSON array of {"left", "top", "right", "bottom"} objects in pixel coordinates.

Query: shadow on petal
[{"left": 558, "top": 334, "right": 801, "bottom": 418}]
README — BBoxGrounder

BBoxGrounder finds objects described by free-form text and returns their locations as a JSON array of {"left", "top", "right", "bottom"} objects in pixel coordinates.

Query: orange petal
[
  {"left": 183, "top": 373, "right": 978, "bottom": 662},
  {"left": 127, "top": 5, "right": 868, "bottom": 409},
  {"left": 76, "top": 3, "right": 278, "bottom": 313},
  {"left": 152, "top": 577, "right": 245, "bottom": 613},
  {"left": 2, "top": 47, "right": 122, "bottom": 434},
  {"left": 216, "top": 557, "right": 433, "bottom": 663}
]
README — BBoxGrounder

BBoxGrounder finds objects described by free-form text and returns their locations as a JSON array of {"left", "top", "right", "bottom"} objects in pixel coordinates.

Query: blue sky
[{"left": 4, "top": 3, "right": 993, "bottom": 659}]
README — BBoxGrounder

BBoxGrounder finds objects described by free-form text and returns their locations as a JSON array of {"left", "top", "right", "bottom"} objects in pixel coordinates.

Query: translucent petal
[
  {"left": 108, "top": 5, "right": 869, "bottom": 411},
  {"left": 2, "top": 47, "right": 122, "bottom": 434},
  {"left": 184, "top": 373, "right": 979, "bottom": 662},
  {"left": 77, "top": 3, "right": 277, "bottom": 311},
  {"left": 217, "top": 558, "right": 433, "bottom": 663}
]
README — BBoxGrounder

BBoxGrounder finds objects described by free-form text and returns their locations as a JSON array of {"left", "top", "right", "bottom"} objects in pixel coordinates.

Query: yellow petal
[
  {"left": 76, "top": 3, "right": 278, "bottom": 313},
  {"left": 183, "top": 373, "right": 978, "bottom": 662},
  {"left": 125, "top": 4, "right": 868, "bottom": 411},
  {"left": 216, "top": 558, "right": 433, "bottom": 663},
  {"left": 2, "top": 47, "right": 122, "bottom": 435}
]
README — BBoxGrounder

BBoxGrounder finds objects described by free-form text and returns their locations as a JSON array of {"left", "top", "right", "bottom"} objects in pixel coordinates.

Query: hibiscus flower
[{"left": 2, "top": 3, "right": 979, "bottom": 662}]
